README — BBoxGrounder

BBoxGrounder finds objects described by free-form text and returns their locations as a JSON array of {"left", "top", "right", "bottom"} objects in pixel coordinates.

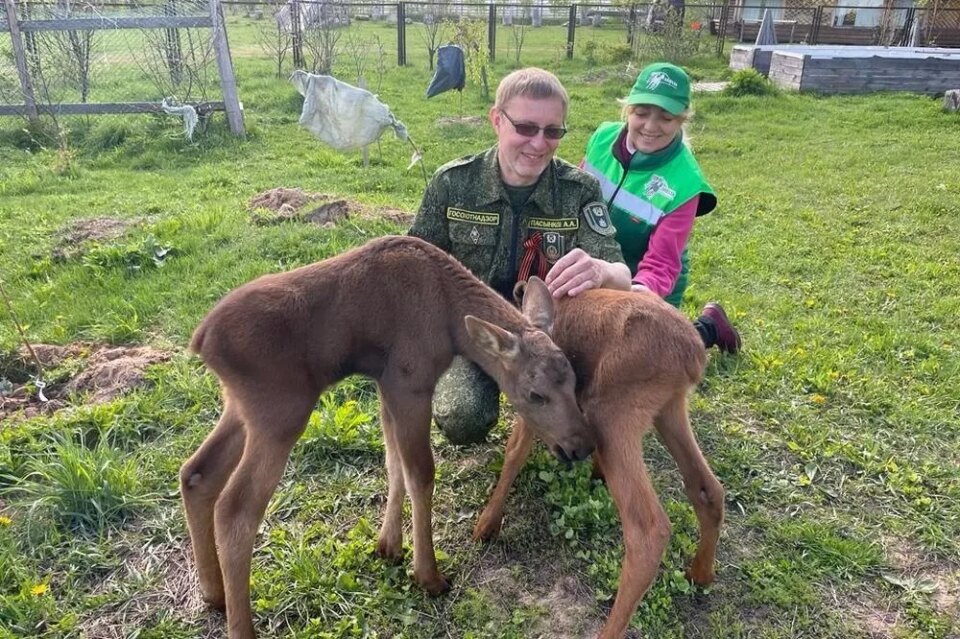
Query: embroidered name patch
[
  {"left": 446, "top": 208, "right": 500, "bottom": 226},
  {"left": 527, "top": 217, "right": 579, "bottom": 232}
]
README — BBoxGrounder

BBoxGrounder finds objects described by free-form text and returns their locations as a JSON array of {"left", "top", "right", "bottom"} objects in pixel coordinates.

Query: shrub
[{"left": 723, "top": 69, "right": 778, "bottom": 97}]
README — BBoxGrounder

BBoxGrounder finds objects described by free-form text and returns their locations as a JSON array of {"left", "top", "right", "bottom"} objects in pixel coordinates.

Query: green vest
[{"left": 582, "top": 122, "right": 716, "bottom": 307}]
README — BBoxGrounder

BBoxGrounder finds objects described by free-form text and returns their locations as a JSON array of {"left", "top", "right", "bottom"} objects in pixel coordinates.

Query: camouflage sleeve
[
  {"left": 408, "top": 172, "right": 451, "bottom": 252},
  {"left": 575, "top": 180, "right": 625, "bottom": 265}
]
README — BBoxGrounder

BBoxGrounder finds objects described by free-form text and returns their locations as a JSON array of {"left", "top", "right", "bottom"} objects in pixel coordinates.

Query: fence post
[
  {"left": 209, "top": 0, "right": 245, "bottom": 136},
  {"left": 488, "top": 3, "right": 496, "bottom": 62},
  {"left": 3, "top": 0, "right": 39, "bottom": 122},
  {"left": 810, "top": 5, "right": 822, "bottom": 45},
  {"left": 164, "top": 0, "right": 183, "bottom": 86},
  {"left": 715, "top": 1, "right": 729, "bottom": 58},
  {"left": 291, "top": 0, "right": 304, "bottom": 68},
  {"left": 397, "top": 2, "right": 406, "bottom": 66},
  {"left": 899, "top": 6, "right": 915, "bottom": 46},
  {"left": 566, "top": 4, "right": 577, "bottom": 59}
]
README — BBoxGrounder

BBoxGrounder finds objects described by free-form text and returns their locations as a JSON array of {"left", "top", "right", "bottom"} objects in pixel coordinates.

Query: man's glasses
[{"left": 500, "top": 109, "right": 567, "bottom": 140}]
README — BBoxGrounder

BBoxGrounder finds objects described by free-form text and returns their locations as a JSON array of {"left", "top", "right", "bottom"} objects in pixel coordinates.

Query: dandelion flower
[
  {"left": 31, "top": 583, "right": 49, "bottom": 596},
  {"left": 0, "top": 515, "right": 11, "bottom": 527}
]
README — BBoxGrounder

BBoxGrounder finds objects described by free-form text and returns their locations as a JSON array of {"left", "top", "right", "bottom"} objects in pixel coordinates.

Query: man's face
[{"left": 490, "top": 96, "right": 566, "bottom": 187}]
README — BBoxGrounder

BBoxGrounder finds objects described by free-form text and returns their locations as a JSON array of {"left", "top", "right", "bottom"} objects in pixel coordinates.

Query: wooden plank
[
  {"left": 0, "top": 101, "right": 225, "bottom": 116},
  {"left": 2, "top": 0, "right": 38, "bottom": 122},
  {"left": 5, "top": 15, "right": 212, "bottom": 33},
  {"left": 209, "top": 0, "right": 244, "bottom": 136}
]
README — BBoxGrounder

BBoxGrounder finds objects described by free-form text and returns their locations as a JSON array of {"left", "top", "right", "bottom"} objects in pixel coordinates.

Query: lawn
[{"left": 0, "top": 12, "right": 958, "bottom": 639}]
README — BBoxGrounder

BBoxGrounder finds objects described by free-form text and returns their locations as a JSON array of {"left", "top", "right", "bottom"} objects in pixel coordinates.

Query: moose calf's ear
[
  {"left": 520, "top": 277, "right": 555, "bottom": 334},
  {"left": 512, "top": 281, "right": 527, "bottom": 307},
  {"left": 464, "top": 315, "right": 520, "bottom": 362}
]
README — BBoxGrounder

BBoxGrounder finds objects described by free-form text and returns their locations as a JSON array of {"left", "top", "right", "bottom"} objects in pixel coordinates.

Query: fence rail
[
  {"left": 3, "top": 1, "right": 958, "bottom": 130},
  {"left": 0, "top": 0, "right": 243, "bottom": 134}
]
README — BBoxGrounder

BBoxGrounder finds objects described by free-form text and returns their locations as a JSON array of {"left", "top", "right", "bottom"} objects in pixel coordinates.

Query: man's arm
[
  {"left": 408, "top": 174, "right": 451, "bottom": 251},
  {"left": 545, "top": 181, "right": 630, "bottom": 298}
]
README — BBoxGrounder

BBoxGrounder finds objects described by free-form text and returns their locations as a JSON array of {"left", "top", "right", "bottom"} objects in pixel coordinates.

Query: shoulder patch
[{"left": 582, "top": 201, "right": 615, "bottom": 236}]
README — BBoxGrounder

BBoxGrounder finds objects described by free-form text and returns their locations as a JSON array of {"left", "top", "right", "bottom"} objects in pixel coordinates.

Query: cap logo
[{"left": 646, "top": 71, "right": 678, "bottom": 91}]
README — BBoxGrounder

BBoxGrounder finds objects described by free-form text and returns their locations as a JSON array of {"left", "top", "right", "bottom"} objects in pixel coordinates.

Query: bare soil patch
[
  {"left": 78, "top": 540, "right": 223, "bottom": 639},
  {"left": 51, "top": 217, "right": 146, "bottom": 261},
  {"left": 248, "top": 187, "right": 328, "bottom": 216},
  {"left": 1, "top": 343, "right": 173, "bottom": 423},
  {"left": 437, "top": 115, "right": 486, "bottom": 127},
  {"left": 884, "top": 536, "right": 959, "bottom": 620},
  {"left": 472, "top": 565, "right": 601, "bottom": 638},
  {"left": 248, "top": 187, "right": 414, "bottom": 227}
]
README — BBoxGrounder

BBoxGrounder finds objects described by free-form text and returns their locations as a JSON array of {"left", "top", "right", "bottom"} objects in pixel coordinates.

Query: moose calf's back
[
  {"left": 553, "top": 289, "right": 707, "bottom": 392},
  {"left": 190, "top": 236, "right": 481, "bottom": 387}
]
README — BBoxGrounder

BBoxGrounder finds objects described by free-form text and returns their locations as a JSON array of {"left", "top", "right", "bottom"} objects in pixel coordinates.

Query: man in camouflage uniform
[{"left": 409, "top": 67, "right": 630, "bottom": 445}]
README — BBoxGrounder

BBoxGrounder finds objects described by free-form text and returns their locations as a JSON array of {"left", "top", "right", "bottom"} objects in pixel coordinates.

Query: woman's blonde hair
[{"left": 495, "top": 68, "right": 569, "bottom": 119}]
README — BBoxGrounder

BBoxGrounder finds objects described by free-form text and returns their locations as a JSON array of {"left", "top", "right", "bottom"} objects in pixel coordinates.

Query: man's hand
[{"left": 545, "top": 249, "right": 630, "bottom": 298}]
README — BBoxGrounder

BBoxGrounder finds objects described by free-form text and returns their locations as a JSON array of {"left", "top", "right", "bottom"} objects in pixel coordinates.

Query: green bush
[{"left": 723, "top": 68, "right": 778, "bottom": 97}]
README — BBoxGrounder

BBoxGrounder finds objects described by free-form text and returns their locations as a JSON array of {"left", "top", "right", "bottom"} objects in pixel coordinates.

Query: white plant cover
[{"left": 291, "top": 71, "right": 409, "bottom": 151}]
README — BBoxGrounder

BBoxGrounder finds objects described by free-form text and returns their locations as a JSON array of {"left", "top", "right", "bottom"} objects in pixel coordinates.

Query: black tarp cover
[{"left": 426, "top": 45, "right": 466, "bottom": 98}]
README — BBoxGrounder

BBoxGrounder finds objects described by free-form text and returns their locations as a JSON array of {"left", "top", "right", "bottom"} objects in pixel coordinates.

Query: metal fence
[
  {"left": 0, "top": 0, "right": 243, "bottom": 132},
  {"left": 3, "top": 1, "right": 958, "bottom": 128},
  {"left": 212, "top": 1, "right": 960, "bottom": 74}
]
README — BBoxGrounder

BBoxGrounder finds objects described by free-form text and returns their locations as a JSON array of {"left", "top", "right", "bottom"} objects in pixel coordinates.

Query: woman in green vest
[{"left": 581, "top": 62, "right": 741, "bottom": 353}]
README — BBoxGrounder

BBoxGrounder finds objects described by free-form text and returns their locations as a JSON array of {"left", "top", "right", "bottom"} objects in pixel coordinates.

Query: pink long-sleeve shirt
[{"left": 632, "top": 194, "right": 698, "bottom": 297}]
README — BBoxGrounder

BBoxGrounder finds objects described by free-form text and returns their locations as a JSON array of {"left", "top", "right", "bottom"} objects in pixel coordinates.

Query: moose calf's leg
[
  {"left": 654, "top": 395, "right": 724, "bottom": 585},
  {"left": 377, "top": 390, "right": 406, "bottom": 561},
  {"left": 383, "top": 389, "right": 450, "bottom": 595},
  {"left": 215, "top": 395, "right": 316, "bottom": 639},
  {"left": 474, "top": 418, "right": 535, "bottom": 541},
  {"left": 596, "top": 433, "right": 671, "bottom": 639},
  {"left": 180, "top": 397, "right": 246, "bottom": 608}
]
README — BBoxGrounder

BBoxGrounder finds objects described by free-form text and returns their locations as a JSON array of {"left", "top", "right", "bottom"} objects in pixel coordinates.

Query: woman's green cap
[{"left": 625, "top": 62, "right": 691, "bottom": 115}]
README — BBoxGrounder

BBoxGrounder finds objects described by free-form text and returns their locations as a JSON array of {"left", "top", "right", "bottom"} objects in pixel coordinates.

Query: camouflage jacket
[{"left": 409, "top": 146, "right": 625, "bottom": 299}]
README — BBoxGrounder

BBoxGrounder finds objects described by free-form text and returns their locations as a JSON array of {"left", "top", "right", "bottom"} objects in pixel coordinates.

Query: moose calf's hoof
[
  {"left": 686, "top": 563, "right": 716, "bottom": 586},
  {"left": 375, "top": 539, "right": 404, "bottom": 564},
  {"left": 472, "top": 513, "right": 503, "bottom": 542},
  {"left": 201, "top": 591, "right": 226, "bottom": 611},
  {"left": 417, "top": 572, "right": 452, "bottom": 596}
]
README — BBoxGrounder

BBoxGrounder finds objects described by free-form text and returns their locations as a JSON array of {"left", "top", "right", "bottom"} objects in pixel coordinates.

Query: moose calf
[
  {"left": 180, "top": 236, "right": 594, "bottom": 639},
  {"left": 474, "top": 287, "right": 725, "bottom": 639}
]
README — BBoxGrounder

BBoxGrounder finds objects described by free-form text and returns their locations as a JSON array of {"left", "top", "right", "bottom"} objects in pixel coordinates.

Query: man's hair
[{"left": 494, "top": 68, "right": 569, "bottom": 119}]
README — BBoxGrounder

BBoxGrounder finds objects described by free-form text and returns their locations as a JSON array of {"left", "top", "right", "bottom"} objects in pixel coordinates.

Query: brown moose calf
[
  {"left": 474, "top": 287, "right": 725, "bottom": 639},
  {"left": 181, "top": 236, "right": 594, "bottom": 639}
]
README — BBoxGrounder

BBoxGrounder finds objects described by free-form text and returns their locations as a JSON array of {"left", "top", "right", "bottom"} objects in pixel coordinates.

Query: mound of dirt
[
  {"left": 62, "top": 346, "right": 172, "bottom": 404},
  {"left": 248, "top": 187, "right": 328, "bottom": 214},
  {"left": 1, "top": 344, "right": 173, "bottom": 423},
  {"left": 52, "top": 217, "right": 144, "bottom": 262},
  {"left": 303, "top": 199, "right": 352, "bottom": 226},
  {"left": 249, "top": 187, "right": 414, "bottom": 228}
]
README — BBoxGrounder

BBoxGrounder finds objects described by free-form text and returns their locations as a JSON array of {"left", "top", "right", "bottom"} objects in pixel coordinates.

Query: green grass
[{"left": 1, "top": 17, "right": 959, "bottom": 639}]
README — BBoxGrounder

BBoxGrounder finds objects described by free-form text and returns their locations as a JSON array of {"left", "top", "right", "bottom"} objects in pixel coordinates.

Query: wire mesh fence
[
  {"left": 3, "top": 0, "right": 959, "bottom": 130},
  {"left": 0, "top": 0, "right": 225, "bottom": 112}
]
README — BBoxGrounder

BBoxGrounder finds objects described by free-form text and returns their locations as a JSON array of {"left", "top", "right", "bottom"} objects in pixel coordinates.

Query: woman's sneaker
[{"left": 701, "top": 303, "right": 742, "bottom": 354}]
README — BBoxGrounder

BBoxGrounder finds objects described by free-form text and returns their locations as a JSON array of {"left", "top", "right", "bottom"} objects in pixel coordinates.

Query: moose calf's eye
[{"left": 529, "top": 392, "right": 547, "bottom": 405}]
